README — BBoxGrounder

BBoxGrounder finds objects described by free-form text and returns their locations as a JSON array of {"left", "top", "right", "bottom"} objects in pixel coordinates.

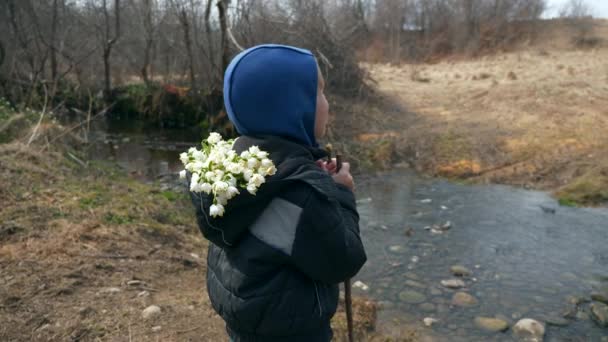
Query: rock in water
[
  {"left": 441, "top": 279, "right": 466, "bottom": 289},
  {"left": 450, "top": 265, "right": 472, "bottom": 277},
  {"left": 513, "top": 318, "right": 545, "bottom": 342},
  {"left": 451, "top": 292, "right": 478, "bottom": 307},
  {"left": 474, "top": 317, "right": 509, "bottom": 332},
  {"left": 142, "top": 305, "right": 162, "bottom": 320},
  {"left": 591, "top": 290, "right": 608, "bottom": 305},
  {"left": 591, "top": 302, "right": 608, "bottom": 327},
  {"left": 423, "top": 317, "right": 439, "bottom": 327},
  {"left": 399, "top": 290, "right": 427, "bottom": 304}
]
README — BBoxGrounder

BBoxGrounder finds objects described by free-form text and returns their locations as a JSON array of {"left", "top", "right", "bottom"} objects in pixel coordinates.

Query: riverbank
[{"left": 359, "top": 38, "right": 608, "bottom": 207}]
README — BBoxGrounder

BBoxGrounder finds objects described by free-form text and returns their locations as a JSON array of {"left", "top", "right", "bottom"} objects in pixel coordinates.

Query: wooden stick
[{"left": 330, "top": 149, "right": 353, "bottom": 342}]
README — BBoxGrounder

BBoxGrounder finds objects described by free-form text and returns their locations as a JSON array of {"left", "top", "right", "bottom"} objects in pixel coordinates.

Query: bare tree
[{"left": 96, "top": 0, "right": 121, "bottom": 97}]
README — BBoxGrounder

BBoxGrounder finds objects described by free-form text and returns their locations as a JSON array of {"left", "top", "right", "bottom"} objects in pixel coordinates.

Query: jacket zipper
[{"left": 313, "top": 281, "right": 323, "bottom": 317}]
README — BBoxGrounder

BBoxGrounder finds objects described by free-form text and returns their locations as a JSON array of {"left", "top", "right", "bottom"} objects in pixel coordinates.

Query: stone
[
  {"left": 513, "top": 318, "right": 545, "bottom": 342},
  {"left": 441, "top": 279, "right": 466, "bottom": 289},
  {"left": 543, "top": 316, "right": 569, "bottom": 327},
  {"left": 419, "top": 303, "right": 436, "bottom": 312},
  {"left": 98, "top": 287, "right": 121, "bottom": 295},
  {"left": 591, "top": 291, "right": 608, "bottom": 305},
  {"left": 142, "top": 305, "right": 161, "bottom": 320},
  {"left": 450, "top": 265, "right": 472, "bottom": 277},
  {"left": 137, "top": 291, "right": 150, "bottom": 298},
  {"left": 352, "top": 280, "right": 369, "bottom": 291},
  {"left": 405, "top": 279, "right": 426, "bottom": 289},
  {"left": 389, "top": 245, "right": 404, "bottom": 253},
  {"left": 429, "top": 287, "right": 442, "bottom": 296},
  {"left": 451, "top": 292, "right": 478, "bottom": 307},
  {"left": 151, "top": 326, "right": 162, "bottom": 332},
  {"left": 404, "top": 272, "right": 420, "bottom": 280},
  {"left": 591, "top": 302, "right": 608, "bottom": 327},
  {"left": 399, "top": 290, "right": 427, "bottom": 304},
  {"left": 423, "top": 317, "right": 439, "bottom": 327},
  {"left": 474, "top": 317, "right": 509, "bottom": 332}
]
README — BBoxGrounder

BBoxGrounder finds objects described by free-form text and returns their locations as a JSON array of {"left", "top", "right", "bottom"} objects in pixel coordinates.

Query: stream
[{"left": 87, "top": 118, "right": 608, "bottom": 341}]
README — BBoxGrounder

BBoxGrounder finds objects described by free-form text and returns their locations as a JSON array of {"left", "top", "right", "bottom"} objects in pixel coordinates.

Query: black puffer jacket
[{"left": 190, "top": 135, "right": 367, "bottom": 342}]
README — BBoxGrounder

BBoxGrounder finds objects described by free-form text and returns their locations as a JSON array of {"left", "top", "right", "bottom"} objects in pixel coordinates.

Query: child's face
[{"left": 314, "top": 68, "right": 329, "bottom": 139}]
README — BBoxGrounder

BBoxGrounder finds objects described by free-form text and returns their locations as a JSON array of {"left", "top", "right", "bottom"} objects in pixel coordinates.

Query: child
[{"left": 190, "top": 44, "right": 367, "bottom": 341}]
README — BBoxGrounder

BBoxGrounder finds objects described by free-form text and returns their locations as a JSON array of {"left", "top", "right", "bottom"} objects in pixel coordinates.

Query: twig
[
  {"left": 227, "top": 27, "right": 244, "bottom": 51},
  {"left": 27, "top": 83, "right": 49, "bottom": 146},
  {"left": 316, "top": 49, "right": 334, "bottom": 69},
  {"left": 66, "top": 151, "right": 87, "bottom": 168},
  {"left": 41, "top": 102, "right": 113, "bottom": 151},
  {"left": 175, "top": 326, "right": 201, "bottom": 334},
  {"left": 79, "top": 253, "right": 130, "bottom": 259}
]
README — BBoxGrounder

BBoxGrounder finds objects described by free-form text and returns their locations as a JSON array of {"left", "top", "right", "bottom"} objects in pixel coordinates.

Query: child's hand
[
  {"left": 316, "top": 158, "right": 338, "bottom": 175},
  {"left": 332, "top": 162, "right": 354, "bottom": 191}
]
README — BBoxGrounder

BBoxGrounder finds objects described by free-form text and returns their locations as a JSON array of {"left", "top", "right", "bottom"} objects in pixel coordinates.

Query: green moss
[
  {"left": 556, "top": 167, "right": 608, "bottom": 206},
  {"left": 558, "top": 197, "right": 578, "bottom": 207}
]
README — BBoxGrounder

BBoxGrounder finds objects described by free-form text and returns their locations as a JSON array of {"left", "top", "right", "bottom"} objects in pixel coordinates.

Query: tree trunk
[
  {"left": 50, "top": 0, "right": 58, "bottom": 83},
  {"left": 178, "top": 7, "right": 196, "bottom": 90},
  {"left": 102, "top": 0, "right": 121, "bottom": 98},
  {"left": 217, "top": 0, "right": 230, "bottom": 76}
]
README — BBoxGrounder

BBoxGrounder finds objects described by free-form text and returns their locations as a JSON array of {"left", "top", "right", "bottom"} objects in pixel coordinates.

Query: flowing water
[{"left": 88, "top": 118, "right": 608, "bottom": 341}]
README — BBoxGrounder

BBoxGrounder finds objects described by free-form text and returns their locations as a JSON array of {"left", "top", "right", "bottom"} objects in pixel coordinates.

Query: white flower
[
  {"left": 243, "top": 169, "right": 254, "bottom": 181},
  {"left": 200, "top": 182, "right": 212, "bottom": 194},
  {"left": 260, "top": 158, "right": 273, "bottom": 168},
  {"left": 213, "top": 181, "right": 229, "bottom": 193},
  {"left": 250, "top": 174, "right": 265, "bottom": 187},
  {"left": 227, "top": 186, "right": 239, "bottom": 198},
  {"left": 207, "top": 132, "right": 222, "bottom": 144},
  {"left": 209, "top": 204, "right": 225, "bottom": 217},
  {"left": 190, "top": 173, "right": 200, "bottom": 192},
  {"left": 248, "top": 146, "right": 261, "bottom": 155},
  {"left": 240, "top": 151, "right": 251, "bottom": 159},
  {"left": 179, "top": 170, "right": 187, "bottom": 179},
  {"left": 246, "top": 184, "right": 257, "bottom": 195},
  {"left": 179, "top": 152, "right": 189, "bottom": 164},
  {"left": 192, "top": 150, "right": 206, "bottom": 161},
  {"left": 188, "top": 147, "right": 197, "bottom": 154},
  {"left": 216, "top": 195, "right": 228, "bottom": 206},
  {"left": 257, "top": 151, "right": 269, "bottom": 159},
  {"left": 247, "top": 158, "right": 258, "bottom": 169},
  {"left": 205, "top": 171, "right": 215, "bottom": 181}
]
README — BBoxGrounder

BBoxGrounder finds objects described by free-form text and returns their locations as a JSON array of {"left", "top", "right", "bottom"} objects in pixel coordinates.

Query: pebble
[
  {"left": 142, "top": 305, "right": 162, "bottom": 320},
  {"left": 474, "top": 317, "right": 509, "bottom": 332},
  {"left": 419, "top": 303, "right": 436, "bottom": 312},
  {"left": 591, "top": 302, "right": 608, "bottom": 327},
  {"left": 127, "top": 280, "right": 143, "bottom": 286},
  {"left": 591, "top": 290, "right": 608, "bottom": 305},
  {"left": 450, "top": 265, "right": 472, "bottom": 277},
  {"left": 423, "top": 317, "right": 439, "bottom": 327},
  {"left": 405, "top": 279, "right": 426, "bottom": 289},
  {"left": 352, "top": 280, "right": 369, "bottom": 291},
  {"left": 411, "top": 256, "right": 419, "bottom": 263},
  {"left": 441, "top": 279, "right": 466, "bottom": 289},
  {"left": 389, "top": 245, "right": 404, "bottom": 253},
  {"left": 151, "top": 326, "right": 162, "bottom": 332},
  {"left": 190, "top": 253, "right": 200, "bottom": 259},
  {"left": 451, "top": 292, "right": 478, "bottom": 307},
  {"left": 440, "top": 205, "right": 448, "bottom": 210},
  {"left": 137, "top": 291, "right": 150, "bottom": 298},
  {"left": 420, "top": 199, "right": 433, "bottom": 203},
  {"left": 98, "top": 287, "right": 121, "bottom": 295},
  {"left": 513, "top": 318, "right": 545, "bottom": 342},
  {"left": 399, "top": 290, "right": 427, "bottom": 304}
]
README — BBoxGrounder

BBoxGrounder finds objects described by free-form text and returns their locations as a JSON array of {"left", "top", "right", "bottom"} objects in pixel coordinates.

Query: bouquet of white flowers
[{"left": 179, "top": 132, "right": 277, "bottom": 218}]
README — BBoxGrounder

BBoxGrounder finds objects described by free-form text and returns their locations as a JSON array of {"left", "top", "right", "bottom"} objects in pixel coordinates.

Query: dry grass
[{"left": 360, "top": 20, "right": 608, "bottom": 205}]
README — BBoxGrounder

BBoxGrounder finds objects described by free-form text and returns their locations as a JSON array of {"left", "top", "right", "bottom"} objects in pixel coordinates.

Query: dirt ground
[
  {"left": 0, "top": 137, "right": 404, "bottom": 341},
  {"left": 360, "top": 20, "right": 608, "bottom": 205}
]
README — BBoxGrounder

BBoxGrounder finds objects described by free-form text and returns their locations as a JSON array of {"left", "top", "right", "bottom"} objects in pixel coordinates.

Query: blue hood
[{"left": 223, "top": 44, "right": 319, "bottom": 147}]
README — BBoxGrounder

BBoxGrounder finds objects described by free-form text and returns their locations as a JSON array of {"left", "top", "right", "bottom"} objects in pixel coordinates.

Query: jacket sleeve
[{"left": 289, "top": 183, "right": 367, "bottom": 284}]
